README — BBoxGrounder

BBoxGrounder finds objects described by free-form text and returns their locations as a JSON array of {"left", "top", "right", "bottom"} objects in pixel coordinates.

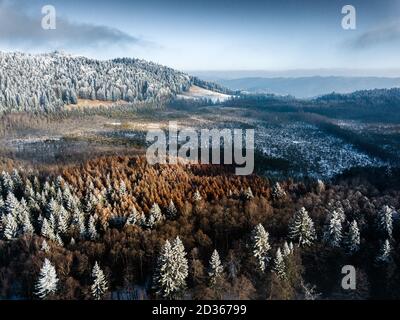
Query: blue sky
[{"left": 1, "top": 0, "right": 400, "bottom": 72}]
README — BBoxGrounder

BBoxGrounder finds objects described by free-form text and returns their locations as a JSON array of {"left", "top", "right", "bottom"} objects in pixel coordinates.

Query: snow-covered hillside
[{"left": 0, "top": 51, "right": 201, "bottom": 113}]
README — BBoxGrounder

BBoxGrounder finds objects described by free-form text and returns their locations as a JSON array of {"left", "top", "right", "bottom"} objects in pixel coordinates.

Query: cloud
[
  {"left": 350, "top": 22, "right": 400, "bottom": 49},
  {"left": 0, "top": 1, "right": 148, "bottom": 51}
]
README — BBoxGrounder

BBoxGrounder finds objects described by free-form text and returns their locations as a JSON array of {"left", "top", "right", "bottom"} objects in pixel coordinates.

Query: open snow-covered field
[{"left": 176, "top": 85, "right": 232, "bottom": 103}]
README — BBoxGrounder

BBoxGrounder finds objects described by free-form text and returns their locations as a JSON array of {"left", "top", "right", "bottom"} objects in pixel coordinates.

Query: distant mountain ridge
[
  {"left": 210, "top": 76, "right": 400, "bottom": 98},
  {"left": 0, "top": 51, "right": 231, "bottom": 113}
]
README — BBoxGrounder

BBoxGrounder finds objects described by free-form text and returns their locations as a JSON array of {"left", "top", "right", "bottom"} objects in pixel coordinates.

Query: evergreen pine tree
[
  {"left": 323, "top": 210, "right": 343, "bottom": 247},
  {"left": 1, "top": 213, "right": 17, "bottom": 240},
  {"left": 251, "top": 224, "right": 270, "bottom": 272},
  {"left": 282, "top": 241, "right": 291, "bottom": 256},
  {"left": 154, "top": 237, "right": 188, "bottom": 299},
  {"left": 193, "top": 189, "right": 202, "bottom": 202},
  {"left": 273, "top": 248, "right": 286, "bottom": 280},
  {"left": 288, "top": 207, "right": 316, "bottom": 247},
  {"left": 243, "top": 187, "right": 254, "bottom": 200},
  {"left": 166, "top": 200, "right": 178, "bottom": 220},
  {"left": 35, "top": 259, "right": 58, "bottom": 299},
  {"left": 41, "top": 218, "right": 56, "bottom": 241},
  {"left": 377, "top": 205, "right": 393, "bottom": 239},
  {"left": 91, "top": 261, "right": 108, "bottom": 300},
  {"left": 88, "top": 215, "right": 98, "bottom": 240},
  {"left": 376, "top": 239, "right": 391, "bottom": 263},
  {"left": 148, "top": 203, "right": 164, "bottom": 226},
  {"left": 208, "top": 249, "right": 223, "bottom": 286},
  {"left": 346, "top": 220, "right": 360, "bottom": 254},
  {"left": 271, "top": 182, "right": 286, "bottom": 199},
  {"left": 41, "top": 240, "right": 50, "bottom": 252}
]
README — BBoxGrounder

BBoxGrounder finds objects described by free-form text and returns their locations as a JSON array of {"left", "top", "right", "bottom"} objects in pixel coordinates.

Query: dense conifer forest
[{"left": 0, "top": 156, "right": 399, "bottom": 299}]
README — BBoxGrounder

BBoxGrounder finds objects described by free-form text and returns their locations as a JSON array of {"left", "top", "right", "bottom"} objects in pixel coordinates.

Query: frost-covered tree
[
  {"left": 41, "top": 218, "right": 55, "bottom": 241},
  {"left": 208, "top": 249, "right": 223, "bottom": 286},
  {"left": 56, "top": 205, "right": 69, "bottom": 235},
  {"left": 273, "top": 248, "right": 286, "bottom": 280},
  {"left": 20, "top": 209, "right": 34, "bottom": 235},
  {"left": 1, "top": 213, "right": 17, "bottom": 240},
  {"left": 316, "top": 179, "right": 325, "bottom": 194},
  {"left": 243, "top": 187, "right": 254, "bottom": 200},
  {"left": 41, "top": 240, "right": 50, "bottom": 253},
  {"left": 148, "top": 203, "right": 164, "bottom": 227},
  {"left": 251, "top": 224, "right": 271, "bottom": 272},
  {"left": 288, "top": 207, "right": 316, "bottom": 247},
  {"left": 282, "top": 241, "right": 291, "bottom": 256},
  {"left": 166, "top": 200, "right": 178, "bottom": 220},
  {"left": 4, "top": 192, "right": 19, "bottom": 216},
  {"left": 126, "top": 206, "right": 140, "bottom": 225},
  {"left": 88, "top": 215, "right": 98, "bottom": 240},
  {"left": 376, "top": 239, "right": 391, "bottom": 263},
  {"left": 193, "top": 190, "right": 202, "bottom": 202},
  {"left": 35, "top": 259, "right": 58, "bottom": 299},
  {"left": 289, "top": 242, "right": 294, "bottom": 252},
  {"left": 377, "top": 205, "right": 394, "bottom": 239},
  {"left": 1, "top": 171, "right": 14, "bottom": 195},
  {"left": 119, "top": 180, "right": 127, "bottom": 196},
  {"left": 154, "top": 237, "right": 188, "bottom": 299},
  {"left": 154, "top": 240, "right": 175, "bottom": 298},
  {"left": 345, "top": 220, "right": 360, "bottom": 254},
  {"left": 72, "top": 209, "right": 86, "bottom": 238},
  {"left": 271, "top": 182, "right": 286, "bottom": 199},
  {"left": 323, "top": 210, "right": 343, "bottom": 247},
  {"left": 171, "top": 236, "right": 189, "bottom": 289},
  {"left": 91, "top": 262, "right": 108, "bottom": 300}
]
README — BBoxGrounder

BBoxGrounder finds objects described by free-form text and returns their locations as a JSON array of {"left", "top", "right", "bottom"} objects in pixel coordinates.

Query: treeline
[{"left": 0, "top": 156, "right": 399, "bottom": 299}]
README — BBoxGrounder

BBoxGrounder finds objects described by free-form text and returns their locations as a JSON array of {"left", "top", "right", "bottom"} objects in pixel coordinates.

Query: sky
[{"left": 1, "top": 0, "right": 400, "bottom": 74}]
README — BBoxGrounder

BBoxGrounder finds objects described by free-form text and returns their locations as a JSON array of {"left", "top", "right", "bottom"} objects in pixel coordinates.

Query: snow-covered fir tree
[
  {"left": 251, "top": 224, "right": 271, "bottom": 272},
  {"left": 243, "top": 187, "right": 254, "bottom": 200},
  {"left": 289, "top": 242, "right": 294, "bottom": 252},
  {"left": 41, "top": 218, "right": 55, "bottom": 241},
  {"left": 20, "top": 208, "right": 34, "bottom": 235},
  {"left": 1, "top": 213, "right": 17, "bottom": 240},
  {"left": 88, "top": 215, "right": 98, "bottom": 240},
  {"left": 282, "top": 241, "right": 291, "bottom": 256},
  {"left": 171, "top": 236, "right": 189, "bottom": 291},
  {"left": 377, "top": 205, "right": 394, "bottom": 239},
  {"left": 345, "top": 220, "right": 360, "bottom": 254},
  {"left": 4, "top": 192, "right": 19, "bottom": 216},
  {"left": 154, "top": 236, "right": 188, "bottom": 299},
  {"left": 323, "top": 210, "right": 343, "bottom": 247},
  {"left": 273, "top": 248, "right": 286, "bottom": 280},
  {"left": 208, "top": 249, "right": 224, "bottom": 286},
  {"left": 118, "top": 180, "right": 127, "bottom": 196},
  {"left": 192, "top": 190, "right": 202, "bottom": 202},
  {"left": 72, "top": 209, "right": 86, "bottom": 238},
  {"left": 316, "top": 179, "right": 325, "bottom": 194},
  {"left": 288, "top": 207, "right": 316, "bottom": 247},
  {"left": 126, "top": 206, "right": 140, "bottom": 225},
  {"left": 41, "top": 240, "right": 50, "bottom": 253},
  {"left": 166, "top": 200, "right": 178, "bottom": 220},
  {"left": 148, "top": 203, "right": 164, "bottom": 226},
  {"left": 35, "top": 259, "right": 58, "bottom": 299},
  {"left": 376, "top": 239, "right": 391, "bottom": 264},
  {"left": 271, "top": 182, "right": 286, "bottom": 199},
  {"left": 91, "top": 262, "right": 108, "bottom": 300}
]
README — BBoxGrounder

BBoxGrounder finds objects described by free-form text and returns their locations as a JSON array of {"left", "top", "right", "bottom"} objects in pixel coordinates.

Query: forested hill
[
  {"left": 315, "top": 88, "right": 400, "bottom": 104},
  {"left": 0, "top": 51, "right": 228, "bottom": 113}
]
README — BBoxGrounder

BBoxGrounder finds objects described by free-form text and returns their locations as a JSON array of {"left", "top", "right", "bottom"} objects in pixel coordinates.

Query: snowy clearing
[{"left": 177, "top": 85, "right": 232, "bottom": 103}]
